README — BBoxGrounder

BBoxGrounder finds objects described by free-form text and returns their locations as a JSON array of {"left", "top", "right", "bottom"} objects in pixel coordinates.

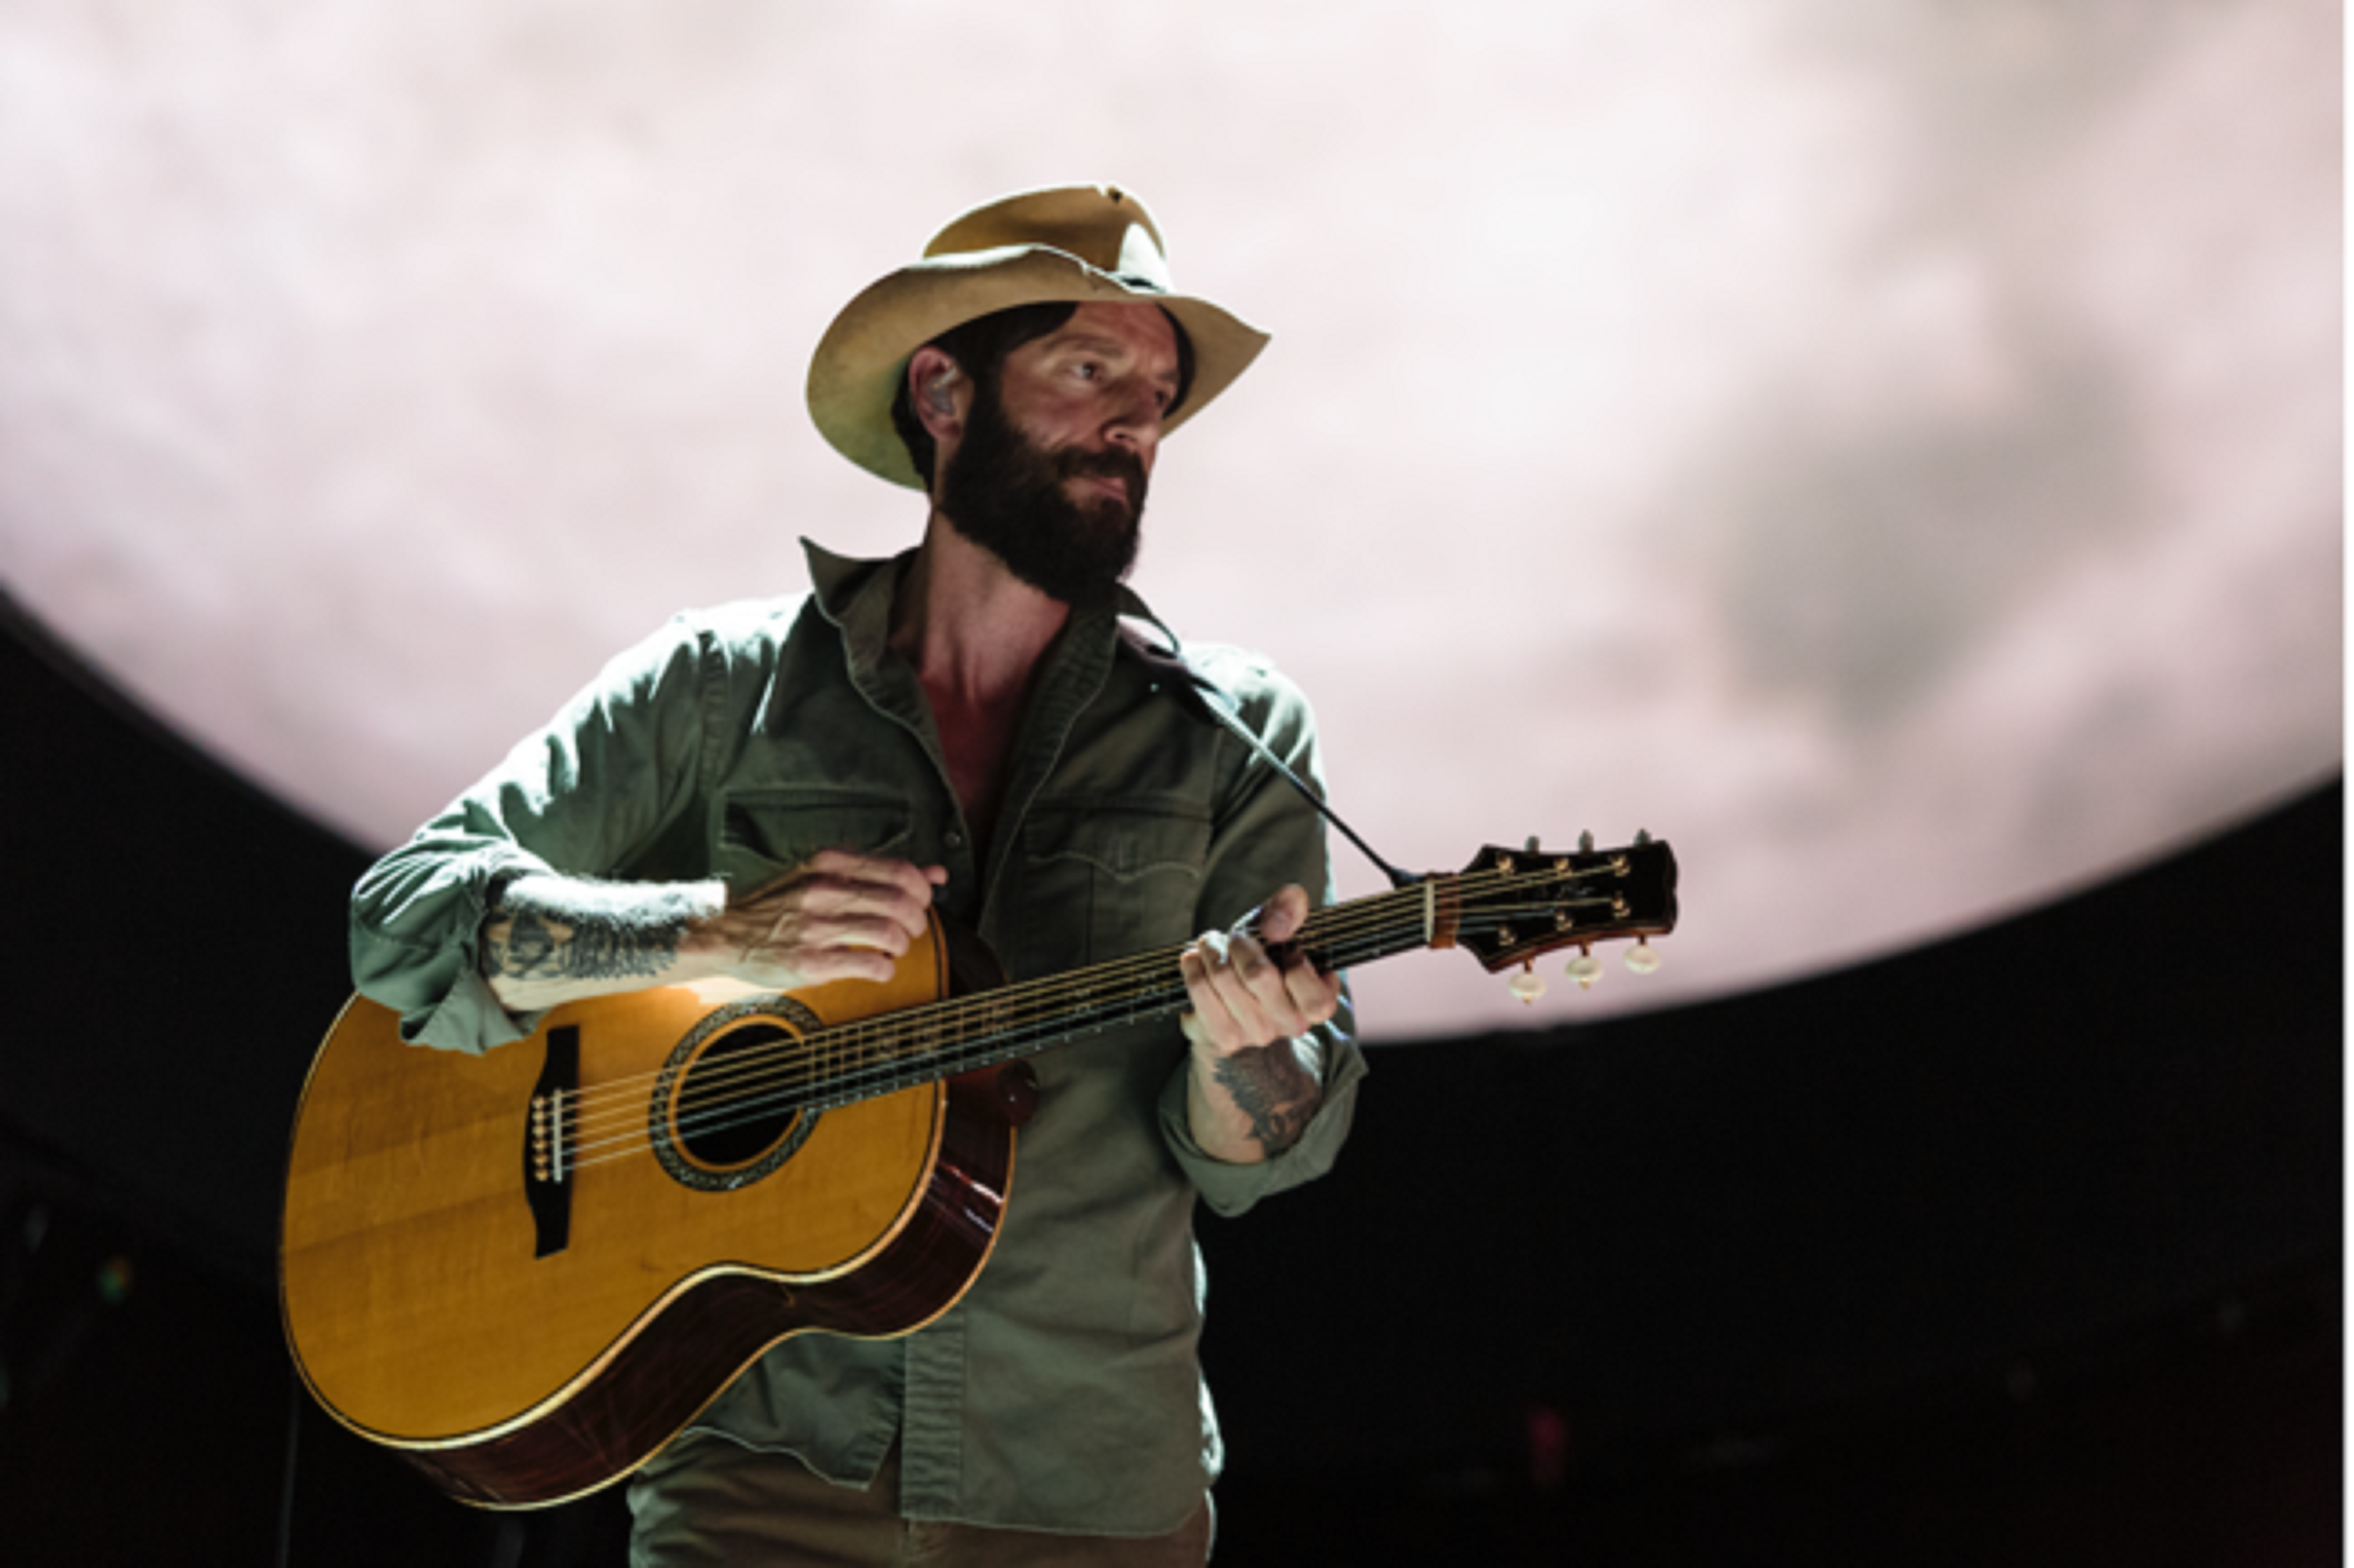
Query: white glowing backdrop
[{"left": 0, "top": 1, "right": 2339, "bottom": 1039}]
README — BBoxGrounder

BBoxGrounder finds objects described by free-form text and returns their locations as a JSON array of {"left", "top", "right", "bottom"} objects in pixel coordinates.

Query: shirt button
[{"left": 944, "top": 831, "right": 964, "bottom": 849}]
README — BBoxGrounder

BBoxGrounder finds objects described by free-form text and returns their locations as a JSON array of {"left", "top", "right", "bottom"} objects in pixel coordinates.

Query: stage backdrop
[{"left": 0, "top": 0, "right": 2339, "bottom": 1039}]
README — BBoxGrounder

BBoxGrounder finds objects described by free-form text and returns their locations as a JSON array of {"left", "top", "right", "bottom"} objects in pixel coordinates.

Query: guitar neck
[
  {"left": 786, "top": 837, "right": 1676, "bottom": 1112},
  {"left": 799, "top": 883, "right": 1440, "bottom": 1110}
]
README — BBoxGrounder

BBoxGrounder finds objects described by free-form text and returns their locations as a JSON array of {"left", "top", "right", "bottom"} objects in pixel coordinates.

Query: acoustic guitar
[{"left": 280, "top": 837, "right": 1676, "bottom": 1508}]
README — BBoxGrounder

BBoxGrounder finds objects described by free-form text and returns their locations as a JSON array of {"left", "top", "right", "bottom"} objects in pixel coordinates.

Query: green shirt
[{"left": 348, "top": 540, "right": 1365, "bottom": 1534}]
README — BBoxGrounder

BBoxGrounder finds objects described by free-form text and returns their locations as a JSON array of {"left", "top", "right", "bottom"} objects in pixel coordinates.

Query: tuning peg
[
  {"left": 1566, "top": 949, "right": 1604, "bottom": 989},
  {"left": 1578, "top": 830, "right": 1595, "bottom": 853},
  {"left": 1509, "top": 963, "right": 1546, "bottom": 1005},
  {"left": 1625, "top": 941, "right": 1661, "bottom": 976}
]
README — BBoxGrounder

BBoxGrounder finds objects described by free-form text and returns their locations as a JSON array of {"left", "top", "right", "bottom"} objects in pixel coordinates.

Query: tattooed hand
[{"left": 1179, "top": 884, "right": 1341, "bottom": 1164}]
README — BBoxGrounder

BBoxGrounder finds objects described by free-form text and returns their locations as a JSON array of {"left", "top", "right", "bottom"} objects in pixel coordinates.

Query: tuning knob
[
  {"left": 1566, "top": 950, "right": 1604, "bottom": 989},
  {"left": 1509, "top": 964, "right": 1546, "bottom": 1005},
  {"left": 1625, "top": 941, "right": 1662, "bottom": 976}
]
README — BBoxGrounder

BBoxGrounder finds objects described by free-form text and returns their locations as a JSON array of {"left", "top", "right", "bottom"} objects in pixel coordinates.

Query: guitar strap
[{"left": 1121, "top": 621, "right": 1420, "bottom": 891}]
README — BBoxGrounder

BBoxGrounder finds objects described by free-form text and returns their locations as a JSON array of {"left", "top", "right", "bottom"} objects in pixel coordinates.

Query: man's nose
[{"left": 1103, "top": 389, "right": 1164, "bottom": 466}]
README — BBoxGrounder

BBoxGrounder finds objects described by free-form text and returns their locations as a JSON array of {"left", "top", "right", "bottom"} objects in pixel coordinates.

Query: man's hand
[
  {"left": 1179, "top": 884, "right": 1343, "bottom": 1164},
  {"left": 689, "top": 850, "right": 947, "bottom": 989}
]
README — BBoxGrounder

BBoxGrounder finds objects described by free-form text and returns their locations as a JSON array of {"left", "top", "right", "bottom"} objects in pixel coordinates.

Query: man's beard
[{"left": 937, "top": 381, "right": 1147, "bottom": 608}]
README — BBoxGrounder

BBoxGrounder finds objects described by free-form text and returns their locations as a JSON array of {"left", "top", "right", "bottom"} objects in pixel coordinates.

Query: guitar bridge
[{"left": 524, "top": 1026, "right": 578, "bottom": 1258}]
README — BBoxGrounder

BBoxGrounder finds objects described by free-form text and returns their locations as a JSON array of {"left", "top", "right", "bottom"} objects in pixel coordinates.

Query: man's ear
[{"left": 906, "top": 345, "right": 967, "bottom": 443}]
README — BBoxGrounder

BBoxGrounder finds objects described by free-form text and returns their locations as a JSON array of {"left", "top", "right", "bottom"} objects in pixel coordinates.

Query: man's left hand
[
  {"left": 1177, "top": 884, "right": 1342, "bottom": 1056},
  {"left": 1178, "top": 884, "right": 1341, "bottom": 1164}
]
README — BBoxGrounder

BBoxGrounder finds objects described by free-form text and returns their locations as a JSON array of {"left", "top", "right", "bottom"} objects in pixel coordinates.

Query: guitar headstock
[{"left": 1444, "top": 835, "right": 1679, "bottom": 981}]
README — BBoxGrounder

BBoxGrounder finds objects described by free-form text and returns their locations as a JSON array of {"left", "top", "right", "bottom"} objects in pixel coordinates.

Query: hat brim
[{"left": 807, "top": 246, "right": 1269, "bottom": 490}]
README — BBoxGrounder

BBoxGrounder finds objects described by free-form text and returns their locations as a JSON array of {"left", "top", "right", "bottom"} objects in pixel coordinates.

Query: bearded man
[{"left": 348, "top": 184, "right": 1364, "bottom": 1564}]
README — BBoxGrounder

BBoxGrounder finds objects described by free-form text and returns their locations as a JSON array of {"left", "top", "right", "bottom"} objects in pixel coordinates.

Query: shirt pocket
[
  {"left": 1018, "top": 802, "right": 1210, "bottom": 966},
  {"left": 715, "top": 785, "right": 915, "bottom": 889}
]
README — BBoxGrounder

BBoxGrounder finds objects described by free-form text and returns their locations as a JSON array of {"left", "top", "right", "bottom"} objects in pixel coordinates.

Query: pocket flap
[{"left": 719, "top": 787, "right": 913, "bottom": 879}]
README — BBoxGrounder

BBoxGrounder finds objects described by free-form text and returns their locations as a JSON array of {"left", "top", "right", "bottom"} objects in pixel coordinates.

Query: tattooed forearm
[
  {"left": 482, "top": 875, "right": 706, "bottom": 985},
  {"left": 487, "top": 907, "right": 679, "bottom": 982},
  {"left": 1210, "top": 1043, "right": 1324, "bottom": 1157}
]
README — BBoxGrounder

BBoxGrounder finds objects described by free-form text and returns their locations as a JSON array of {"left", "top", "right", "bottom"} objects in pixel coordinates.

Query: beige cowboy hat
[{"left": 807, "top": 183, "right": 1270, "bottom": 489}]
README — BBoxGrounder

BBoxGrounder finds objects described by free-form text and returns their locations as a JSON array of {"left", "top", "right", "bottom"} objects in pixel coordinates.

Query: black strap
[{"left": 1123, "top": 625, "right": 1419, "bottom": 890}]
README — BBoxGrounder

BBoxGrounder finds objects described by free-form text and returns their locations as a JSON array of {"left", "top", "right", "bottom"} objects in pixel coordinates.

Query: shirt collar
[{"left": 797, "top": 535, "right": 1181, "bottom": 658}]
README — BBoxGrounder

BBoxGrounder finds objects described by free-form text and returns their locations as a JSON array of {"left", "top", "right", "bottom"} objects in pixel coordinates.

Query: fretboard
[{"left": 791, "top": 879, "right": 1444, "bottom": 1112}]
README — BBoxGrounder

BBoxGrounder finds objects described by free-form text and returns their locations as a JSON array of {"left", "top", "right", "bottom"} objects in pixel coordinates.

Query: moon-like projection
[{"left": 0, "top": 0, "right": 2336, "bottom": 1039}]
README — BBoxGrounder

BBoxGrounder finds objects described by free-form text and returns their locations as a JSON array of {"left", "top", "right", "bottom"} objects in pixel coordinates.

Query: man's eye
[{"left": 1072, "top": 361, "right": 1099, "bottom": 380}]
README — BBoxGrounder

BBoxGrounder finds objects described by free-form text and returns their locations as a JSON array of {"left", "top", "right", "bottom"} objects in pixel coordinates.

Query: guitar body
[
  {"left": 280, "top": 834, "right": 1677, "bottom": 1510},
  {"left": 280, "top": 914, "right": 1021, "bottom": 1508}
]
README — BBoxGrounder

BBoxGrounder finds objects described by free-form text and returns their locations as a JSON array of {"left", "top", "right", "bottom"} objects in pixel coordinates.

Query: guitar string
[
  {"left": 619, "top": 889, "right": 1654, "bottom": 1174},
  {"left": 541, "top": 870, "right": 1646, "bottom": 1173},
  {"left": 559, "top": 900, "right": 1632, "bottom": 1175},
  {"left": 611, "top": 888, "right": 1607, "bottom": 1144},
  {"left": 544, "top": 865, "right": 1634, "bottom": 1155},
  {"left": 547, "top": 884, "right": 1447, "bottom": 1157},
  {"left": 547, "top": 863, "right": 1573, "bottom": 1132},
  {"left": 550, "top": 871, "right": 1630, "bottom": 1162},
  {"left": 556, "top": 894, "right": 1588, "bottom": 1175},
  {"left": 544, "top": 871, "right": 1467, "bottom": 1131},
  {"left": 561, "top": 895, "right": 1421, "bottom": 1149}
]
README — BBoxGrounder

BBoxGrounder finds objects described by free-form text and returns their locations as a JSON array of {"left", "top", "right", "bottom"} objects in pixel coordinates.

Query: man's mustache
[{"left": 1056, "top": 445, "right": 1149, "bottom": 506}]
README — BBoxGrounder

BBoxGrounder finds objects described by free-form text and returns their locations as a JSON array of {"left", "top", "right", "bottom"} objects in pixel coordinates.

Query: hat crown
[{"left": 922, "top": 184, "right": 1173, "bottom": 293}]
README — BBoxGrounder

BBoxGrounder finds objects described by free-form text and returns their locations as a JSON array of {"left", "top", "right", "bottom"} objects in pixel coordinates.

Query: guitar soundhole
[
  {"left": 677, "top": 1023, "right": 799, "bottom": 1167},
  {"left": 651, "top": 995, "right": 826, "bottom": 1193}
]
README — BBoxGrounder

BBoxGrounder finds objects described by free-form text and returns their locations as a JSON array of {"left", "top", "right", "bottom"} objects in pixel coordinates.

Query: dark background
[{"left": 1, "top": 590, "right": 2338, "bottom": 1566}]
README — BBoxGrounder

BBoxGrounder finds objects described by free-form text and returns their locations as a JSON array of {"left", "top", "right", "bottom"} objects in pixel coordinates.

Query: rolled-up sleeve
[
  {"left": 347, "top": 616, "right": 716, "bottom": 1055},
  {"left": 1157, "top": 1034, "right": 1367, "bottom": 1216}
]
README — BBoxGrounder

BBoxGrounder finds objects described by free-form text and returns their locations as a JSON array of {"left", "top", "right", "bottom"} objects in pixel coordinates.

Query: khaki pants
[{"left": 628, "top": 1436, "right": 1215, "bottom": 1567}]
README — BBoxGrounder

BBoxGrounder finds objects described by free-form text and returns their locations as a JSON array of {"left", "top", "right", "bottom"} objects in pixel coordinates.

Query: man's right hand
[{"left": 688, "top": 850, "right": 947, "bottom": 989}]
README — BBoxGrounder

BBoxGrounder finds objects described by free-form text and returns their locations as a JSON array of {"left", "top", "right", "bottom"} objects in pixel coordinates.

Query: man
[{"left": 349, "top": 183, "right": 1364, "bottom": 1564}]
